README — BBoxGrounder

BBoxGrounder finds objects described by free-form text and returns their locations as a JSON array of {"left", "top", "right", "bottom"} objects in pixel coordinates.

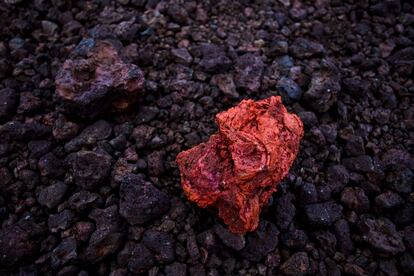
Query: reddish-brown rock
[
  {"left": 55, "top": 39, "right": 144, "bottom": 118},
  {"left": 176, "top": 96, "right": 304, "bottom": 233}
]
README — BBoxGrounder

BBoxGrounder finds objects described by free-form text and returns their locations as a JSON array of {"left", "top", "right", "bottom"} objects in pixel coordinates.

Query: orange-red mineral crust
[{"left": 176, "top": 96, "right": 304, "bottom": 234}]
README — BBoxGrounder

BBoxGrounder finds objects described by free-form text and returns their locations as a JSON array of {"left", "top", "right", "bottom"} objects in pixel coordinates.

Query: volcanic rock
[
  {"left": 0, "top": 88, "right": 17, "bottom": 120},
  {"left": 358, "top": 217, "right": 405, "bottom": 256},
  {"left": 0, "top": 218, "right": 45, "bottom": 266},
  {"left": 240, "top": 220, "right": 279, "bottom": 261},
  {"left": 303, "top": 60, "right": 340, "bottom": 112},
  {"left": 55, "top": 39, "right": 144, "bottom": 118},
  {"left": 119, "top": 174, "right": 171, "bottom": 225},
  {"left": 234, "top": 53, "right": 264, "bottom": 92},
  {"left": 71, "top": 150, "right": 112, "bottom": 190},
  {"left": 176, "top": 96, "right": 303, "bottom": 233}
]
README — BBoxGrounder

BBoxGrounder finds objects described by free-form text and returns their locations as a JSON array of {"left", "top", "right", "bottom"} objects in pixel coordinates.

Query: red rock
[
  {"left": 55, "top": 39, "right": 144, "bottom": 118},
  {"left": 176, "top": 96, "right": 304, "bottom": 233}
]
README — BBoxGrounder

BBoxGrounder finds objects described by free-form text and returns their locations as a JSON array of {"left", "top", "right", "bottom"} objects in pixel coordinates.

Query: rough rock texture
[
  {"left": 55, "top": 39, "right": 144, "bottom": 118},
  {"left": 240, "top": 220, "right": 279, "bottom": 261},
  {"left": 303, "top": 60, "right": 340, "bottom": 112},
  {"left": 119, "top": 174, "right": 171, "bottom": 225},
  {"left": 234, "top": 53, "right": 264, "bottom": 92},
  {"left": 0, "top": 218, "right": 45, "bottom": 266},
  {"left": 0, "top": 88, "right": 17, "bottom": 120},
  {"left": 358, "top": 217, "right": 406, "bottom": 257},
  {"left": 1, "top": 1, "right": 413, "bottom": 275},
  {"left": 71, "top": 150, "right": 112, "bottom": 190},
  {"left": 176, "top": 96, "right": 303, "bottom": 233}
]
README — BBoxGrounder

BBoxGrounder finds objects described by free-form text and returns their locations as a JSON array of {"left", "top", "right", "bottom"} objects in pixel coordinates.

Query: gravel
[{"left": 0, "top": 0, "right": 413, "bottom": 275}]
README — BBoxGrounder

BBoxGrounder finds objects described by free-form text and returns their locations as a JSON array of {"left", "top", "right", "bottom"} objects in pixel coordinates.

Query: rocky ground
[{"left": 0, "top": 0, "right": 413, "bottom": 275}]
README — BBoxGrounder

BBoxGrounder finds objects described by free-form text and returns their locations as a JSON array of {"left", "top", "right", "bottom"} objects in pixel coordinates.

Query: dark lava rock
[
  {"left": 210, "top": 74, "right": 239, "bottom": 98},
  {"left": 381, "top": 148, "right": 413, "bottom": 169},
  {"left": 298, "top": 182, "right": 318, "bottom": 205},
  {"left": 37, "top": 182, "right": 68, "bottom": 209},
  {"left": 340, "top": 187, "right": 370, "bottom": 213},
  {"left": 17, "top": 91, "right": 41, "bottom": 114},
  {"left": 85, "top": 205, "right": 123, "bottom": 263},
  {"left": 68, "top": 190, "right": 100, "bottom": 211},
  {"left": 274, "top": 193, "right": 296, "bottom": 230},
  {"left": 71, "top": 150, "right": 112, "bottom": 190},
  {"left": 186, "top": 232, "right": 200, "bottom": 261},
  {"left": 38, "top": 152, "right": 66, "bottom": 178},
  {"left": 303, "top": 61, "right": 340, "bottom": 112},
  {"left": 277, "top": 76, "right": 303, "bottom": 101},
  {"left": 0, "top": 167, "right": 13, "bottom": 189},
  {"left": 392, "top": 203, "right": 414, "bottom": 226},
  {"left": 48, "top": 210, "right": 75, "bottom": 233},
  {"left": 55, "top": 39, "right": 145, "bottom": 118},
  {"left": 345, "top": 135, "right": 365, "bottom": 156},
  {"left": 65, "top": 120, "right": 112, "bottom": 152},
  {"left": 0, "top": 218, "right": 45, "bottom": 266},
  {"left": 343, "top": 263, "right": 366, "bottom": 276},
  {"left": 358, "top": 217, "right": 405, "bottom": 256},
  {"left": 240, "top": 220, "right": 279, "bottom": 262},
  {"left": 388, "top": 46, "right": 414, "bottom": 64},
  {"left": 269, "top": 40, "right": 289, "bottom": 56},
  {"left": 119, "top": 174, "right": 170, "bottom": 225},
  {"left": 0, "top": 121, "right": 50, "bottom": 141},
  {"left": 280, "top": 228, "right": 307, "bottom": 250},
  {"left": 51, "top": 237, "right": 77, "bottom": 269},
  {"left": 342, "top": 77, "right": 368, "bottom": 96},
  {"left": 72, "top": 221, "right": 95, "bottom": 243},
  {"left": 316, "top": 185, "right": 332, "bottom": 202},
  {"left": 273, "top": 55, "right": 294, "bottom": 73},
  {"left": 280, "top": 252, "right": 310, "bottom": 276},
  {"left": 290, "top": 38, "right": 325, "bottom": 59},
  {"left": 196, "top": 229, "right": 219, "bottom": 251},
  {"left": 343, "top": 155, "right": 374, "bottom": 173},
  {"left": 298, "top": 111, "right": 318, "bottom": 128},
  {"left": 53, "top": 116, "right": 79, "bottom": 141},
  {"left": 135, "top": 105, "right": 159, "bottom": 123},
  {"left": 320, "top": 123, "right": 337, "bottom": 143},
  {"left": 304, "top": 201, "right": 342, "bottom": 227},
  {"left": 326, "top": 165, "right": 349, "bottom": 194},
  {"left": 147, "top": 150, "right": 166, "bottom": 176},
  {"left": 309, "top": 127, "right": 326, "bottom": 145},
  {"left": 171, "top": 48, "right": 193, "bottom": 65},
  {"left": 234, "top": 53, "right": 264, "bottom": 92},
  {"left": 28, "top": 140, "right": 51, "bottom": 158},
  {"left": 199, "top": 43, "right": 231, "bottom": 72},
  {"left": 165, "top": 262, "right": 187, "bottom": 276},
  {"left": 379, "top": 259, "right": 399, "bottom": 276},
  {"left": 167, "top": 4, "right": 189, "bottom": 25},
  {"left": 117, "top": 242, "right": 154, "bottom": 273},
  {"left": 333, "top": 219, "right": 354, "bottom": 255},
  {"left": 131, "top": 125, "right": 156, "bottom": 149},
  {"left": 85, "top": 230, "right": 122, "bottom": 263},
  {"left": 400, "top": 253, "right": 414, "bottom": 274},
  {"left": 142, "top": 229, "right": 175, "bottom": 264},
  {"left": 402, "top": 225, "right": 414, "bottom": 251},
  {"left": 313, "top": 230, "right": 337, "bottom": 255},
  {"left": 214, "top": 223, "right": 246, "bottom": 251},
  {"left": 18, "top": 169, "right": 39, "bottom": 187},
  {"left": 375, "top": 191, "right": 404, "bottom": 210},
  {"left": 0, "top": 88, "right": 17, "bottom": 120}
]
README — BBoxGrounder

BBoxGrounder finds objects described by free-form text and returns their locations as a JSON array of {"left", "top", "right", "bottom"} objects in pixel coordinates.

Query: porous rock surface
[
  {"left": 55, "top": 39, "right": 145, "bottom": 118},
  {"left": 0, "top": 0, "right": 413, "bottom": 275}
]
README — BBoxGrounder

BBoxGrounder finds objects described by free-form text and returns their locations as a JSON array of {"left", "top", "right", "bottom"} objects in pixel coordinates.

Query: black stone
[{"left": 119, "top": 174, "right": 170, "bottom": 225}]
